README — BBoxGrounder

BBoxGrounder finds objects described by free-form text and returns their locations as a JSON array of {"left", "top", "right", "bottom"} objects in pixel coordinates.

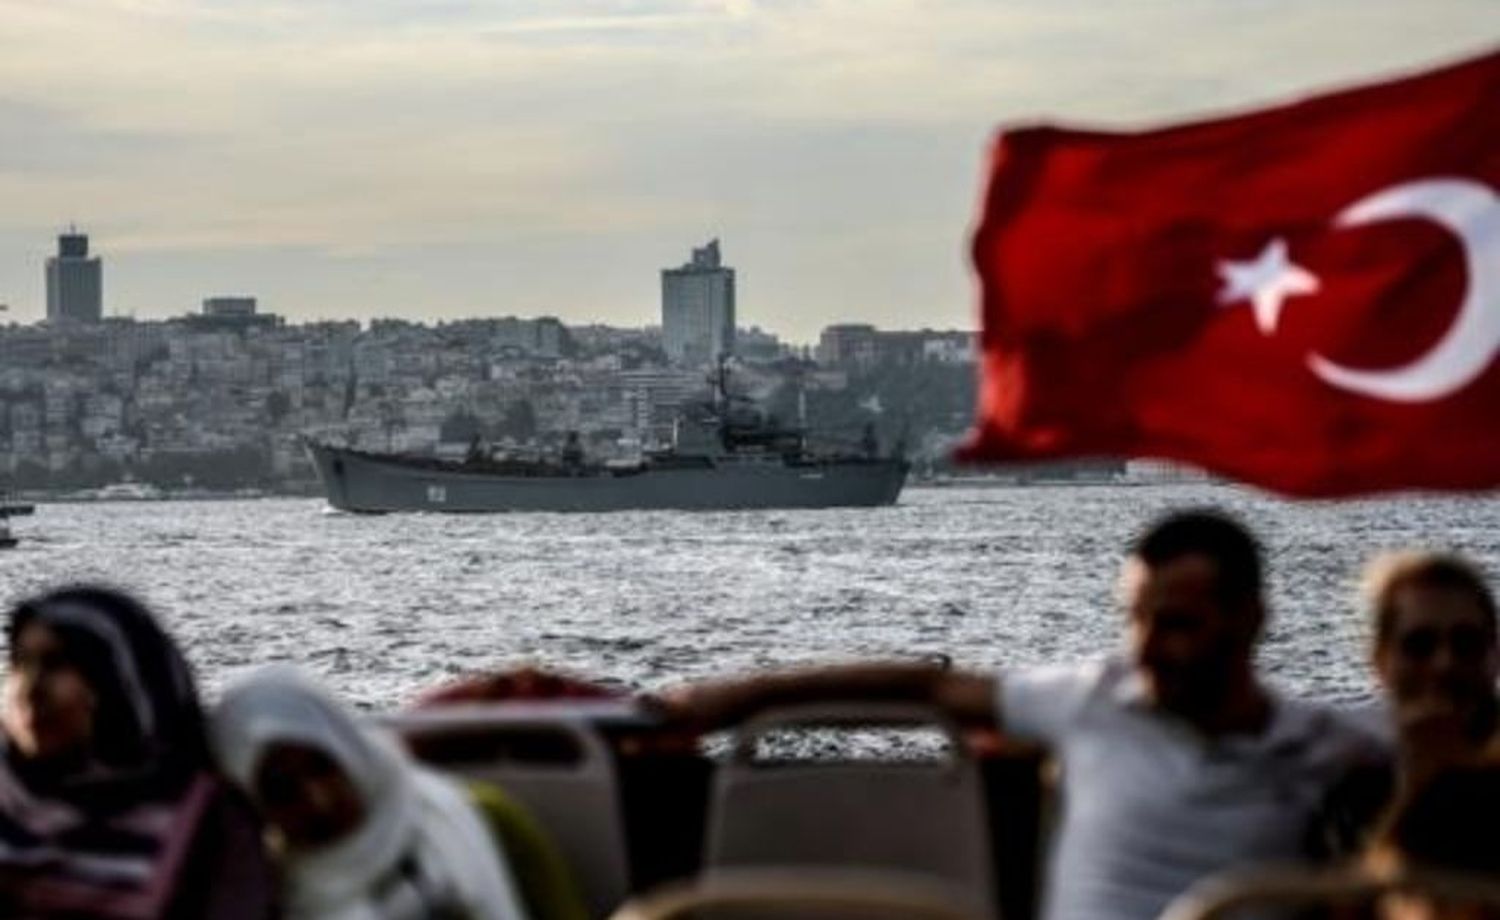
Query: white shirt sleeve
[{"left": 998, "top": 660, "right": 1101, "bottom": 745}]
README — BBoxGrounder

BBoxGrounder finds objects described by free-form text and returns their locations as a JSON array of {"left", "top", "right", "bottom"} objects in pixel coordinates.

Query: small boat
[
  {"left": 0, "top": 489, "right": 32, "bottom": 516},
  {"left": 0, "top": 518, "right": 17, "bottom": 550},
  {"left": 92, "top": 481, "right": 165, "bottom": 501}
]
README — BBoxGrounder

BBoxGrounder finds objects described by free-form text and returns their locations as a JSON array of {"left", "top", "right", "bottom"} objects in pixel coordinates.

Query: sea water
[{"left": 3, "top": 484, "right": 1496, "bottom": 708}]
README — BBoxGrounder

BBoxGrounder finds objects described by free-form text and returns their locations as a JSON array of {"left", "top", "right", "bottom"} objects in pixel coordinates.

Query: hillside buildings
[{"left": 817, "top": 323, "right": 974, "bottom": 370}]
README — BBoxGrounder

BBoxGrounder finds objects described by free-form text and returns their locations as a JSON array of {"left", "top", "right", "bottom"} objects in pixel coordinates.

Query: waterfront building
[
  {"left": 45, "top": 228, "right": 102, "bottom": 324},
  {"left": 662, "top": 239, "right": 735, "bottom": 367}
]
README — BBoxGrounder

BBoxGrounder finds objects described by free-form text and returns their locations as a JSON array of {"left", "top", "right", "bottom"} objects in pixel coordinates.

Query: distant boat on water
[
  {"left": 90, "top": 481, "right": 166, "bottom": 502},
  {"left": 0, "top": 499, "right": 20, "bottom": 550},
  {"left": 0, "top": 486, "right": 28, "bottom": 548}
]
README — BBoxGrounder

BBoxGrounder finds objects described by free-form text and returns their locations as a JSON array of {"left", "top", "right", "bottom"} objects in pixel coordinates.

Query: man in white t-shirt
[{"left": 665, "top": 509, "right": 1388, "bottom": 920}]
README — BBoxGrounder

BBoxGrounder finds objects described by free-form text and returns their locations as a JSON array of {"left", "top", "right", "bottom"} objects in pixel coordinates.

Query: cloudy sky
[{"left": 0, "top": 0, "right": 1493, "bottom": 341}]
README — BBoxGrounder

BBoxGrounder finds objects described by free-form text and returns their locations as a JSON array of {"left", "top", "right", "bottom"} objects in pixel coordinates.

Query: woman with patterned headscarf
[
  {"left": 0, "top": 585, "right": 274, "bottom": 918},
  {"left": 212, "top": 664, "right": 528, "bottom": 920}
]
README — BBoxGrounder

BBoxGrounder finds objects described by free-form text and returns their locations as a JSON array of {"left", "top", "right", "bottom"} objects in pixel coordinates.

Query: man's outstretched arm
[{"left": 658, "top": 662, "right": 1000, "bottom": 732}]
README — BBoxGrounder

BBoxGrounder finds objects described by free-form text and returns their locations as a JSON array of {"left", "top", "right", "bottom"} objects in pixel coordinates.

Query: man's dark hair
[
  {"left": 1133, "top": 508, "right": 1263, "bottom": 605},
  {"left": 1365, "top": 551, "right": 1498, "bottom": 647}
]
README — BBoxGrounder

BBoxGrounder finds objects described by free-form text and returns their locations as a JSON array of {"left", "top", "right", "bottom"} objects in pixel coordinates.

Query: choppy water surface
[{"left": 3, "top": 485, "right": 1497, "bottom": 708}]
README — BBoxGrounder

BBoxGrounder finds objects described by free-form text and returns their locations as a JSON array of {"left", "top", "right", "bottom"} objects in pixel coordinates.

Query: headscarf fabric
[
  {"left": 7, "top": 587, "right": 207, "bottom": 796},
  {"left": 0, "top": 585, "right": 219, "bottom": 919},
  {"left": 213, "top": 665, "right": 528, "bottom": 920}
]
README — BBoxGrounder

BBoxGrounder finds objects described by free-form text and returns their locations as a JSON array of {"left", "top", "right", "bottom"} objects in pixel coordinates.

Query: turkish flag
[{"left": 960, "top": 48, "right": 1500, "bottom": 496}]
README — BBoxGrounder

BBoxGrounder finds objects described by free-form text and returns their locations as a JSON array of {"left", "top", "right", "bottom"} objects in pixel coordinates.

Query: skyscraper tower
[
  {"left": 661, "top": 238, "right": 735, "bottom": 367},
  {"left": 46, "top": 226, "right": 102, "bottom": 324}
]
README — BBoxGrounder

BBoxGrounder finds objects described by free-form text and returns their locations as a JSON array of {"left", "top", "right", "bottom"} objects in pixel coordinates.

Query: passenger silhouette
[
  {"left": 0, "top": 585, "right": 274, "bottom": 919},
  {"left": 664, "top": 509, "right": 1390, "bottom": 920},
  {"left": 212, "top": 664, "right": 530, "bottom": 920},
  {"left": 1322, "top": 552, "right": 1500, "bottom": 855}
]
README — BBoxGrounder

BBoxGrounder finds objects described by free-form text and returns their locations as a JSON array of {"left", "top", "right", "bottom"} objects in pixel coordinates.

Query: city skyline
[
  {"left": 0, "top": 1, "right": 1493, "bottom": 341},
  {"left": 12, "top": 227, "right": 970, "bottom": 345}
]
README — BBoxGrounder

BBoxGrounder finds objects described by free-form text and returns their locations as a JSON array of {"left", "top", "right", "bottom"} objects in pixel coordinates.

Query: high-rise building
[
  {"left": 661, "top": 239, "right": 735, "bottom": 367},
  {"left": 45, "top": 228, "right": 103, "bottom": 324}
]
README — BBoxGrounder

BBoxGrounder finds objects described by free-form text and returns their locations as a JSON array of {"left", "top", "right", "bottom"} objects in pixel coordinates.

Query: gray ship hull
[{"left": 307, "top": 442, "right": 908, "bottom": 513}]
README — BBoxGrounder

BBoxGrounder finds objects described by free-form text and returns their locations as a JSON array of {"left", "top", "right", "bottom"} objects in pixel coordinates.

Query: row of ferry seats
[{"left": 386, "top": 701, "right": 1042, "bottom": 920}]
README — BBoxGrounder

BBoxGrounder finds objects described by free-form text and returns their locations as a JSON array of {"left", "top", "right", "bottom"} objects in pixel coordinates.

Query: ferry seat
[
  {"left": 702, "top": 704, "right": 1000, "bottom": 919},
  {"left": 386, "top": 705, "right": 633, "bottom": 919},
  {"left": 608, "top": 866, "right": 987, "bottom": 920}
]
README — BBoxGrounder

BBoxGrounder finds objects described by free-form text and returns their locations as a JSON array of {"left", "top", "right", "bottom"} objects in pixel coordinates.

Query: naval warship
[{"left": 306, "top": 369, "right": 908, "bottom": 513}]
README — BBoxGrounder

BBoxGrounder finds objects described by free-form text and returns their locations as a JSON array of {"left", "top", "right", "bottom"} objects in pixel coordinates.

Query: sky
[{"left": 0, "top": 0, "right": 1494, "bottom": 342}]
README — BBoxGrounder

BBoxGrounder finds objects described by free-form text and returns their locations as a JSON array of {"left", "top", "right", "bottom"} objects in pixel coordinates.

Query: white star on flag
[{"left": 1217, "top": 238, "right": 1320, "bottom": 334}]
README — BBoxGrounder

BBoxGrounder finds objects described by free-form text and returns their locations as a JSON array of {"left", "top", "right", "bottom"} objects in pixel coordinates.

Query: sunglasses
[{"left": 1396, "top": 624, "right": 1493, "bottom": 663}]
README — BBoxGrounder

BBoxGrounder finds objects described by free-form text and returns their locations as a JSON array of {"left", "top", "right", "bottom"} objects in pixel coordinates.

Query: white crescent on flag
[{"left": 1309, "top": 177, "right": 1500, "bottom": 403}]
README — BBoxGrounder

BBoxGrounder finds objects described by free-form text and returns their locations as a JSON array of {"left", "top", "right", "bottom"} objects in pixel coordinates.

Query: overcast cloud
[{"left": 0, "top": 0, "right": 1493, "bottom": 340}]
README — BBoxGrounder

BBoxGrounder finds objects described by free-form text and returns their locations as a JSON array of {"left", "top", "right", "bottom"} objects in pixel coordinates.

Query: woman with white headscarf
[{"left": 212, "top": 665, "right": 529, "bottom": 920}]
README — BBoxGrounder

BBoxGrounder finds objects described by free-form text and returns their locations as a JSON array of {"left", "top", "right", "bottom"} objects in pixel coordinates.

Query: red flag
[{"left": 961, "top": 49, "right": 1500, "bottom": 496}]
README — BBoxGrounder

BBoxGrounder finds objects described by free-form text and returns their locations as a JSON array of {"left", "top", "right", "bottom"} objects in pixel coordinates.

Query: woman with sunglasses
[
  {"left": 212, "top": 664, "right": 528, "bottom": 920},
  {"left": 1368, "top": 552, "right": 1500, "bottom": 778},
  {"left": 0, "top": 585, "right": 274, "bottom": 918},
  {"left": 1320, "top": 552, "right": 1499, "bottom": 855}
]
